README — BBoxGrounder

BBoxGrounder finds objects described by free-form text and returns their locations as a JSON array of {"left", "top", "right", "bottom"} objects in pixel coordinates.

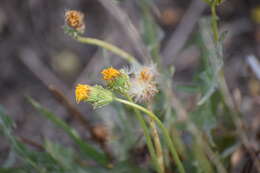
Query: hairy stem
[
  {"left": 115, "top": 98, "right": 185, "bottom": 173},
  {"left": 149, "top": 118, "right": 165, "bottom": 173},
  {"left": 126, "top": 96, "right": 161, "bottom": 173},
  {"left": 75, "top": 36, "right": 138, "bottom": 64},
  {"left": 147, "top": 103, "right": 165, "bottom": 173}
]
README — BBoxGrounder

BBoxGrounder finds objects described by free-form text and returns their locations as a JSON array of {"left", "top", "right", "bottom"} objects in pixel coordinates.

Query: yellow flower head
[
  {"left": 65, "top": 10, "right": 85, "bottom": 32},
  {"left": 101, "top": 67, "right": 121, "bottom": 81},
  {"left": 75, "top": 84, "right": 90, "bottom": 103}
]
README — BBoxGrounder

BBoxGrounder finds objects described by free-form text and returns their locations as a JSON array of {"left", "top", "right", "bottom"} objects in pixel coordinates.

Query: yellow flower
[
  {"left": 101, "top": 67, "right": 121, "bottom": 81},
  {"left": 65, "top": 10, "right": 85, "bottom": 32},
  {"left": 75, "top": 84, "right": 114, "bottom": 108},
  {"left": 75, "top": 84, "right": 90, "bottom": 103}
]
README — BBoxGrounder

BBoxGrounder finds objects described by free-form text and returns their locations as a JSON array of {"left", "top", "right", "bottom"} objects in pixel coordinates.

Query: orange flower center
[
  {"left": 65, "top": 10, "right": 84, "bottom": 29},
  {"left": 139, "top": 68, "right": 153, "bottom": 82},
  {"left": 101, "top": 67, "right": 121, "bottom": 81}
]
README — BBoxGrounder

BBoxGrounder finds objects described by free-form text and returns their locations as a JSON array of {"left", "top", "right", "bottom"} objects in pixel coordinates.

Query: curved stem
[
  {"left": 149, "top": 117, "right": 165, "bottom": 173},
  {"left": 75, "top": 36, "right": 138, "bottom": 64},
  {"left": 115, "top": 98, "right": 185, "bottom": 173},
  {"left": 147, "top": 103, "right": 165, "bottom": 173},
  {"left": 126, "top": 97, "right": 161, "bottom": 173}
]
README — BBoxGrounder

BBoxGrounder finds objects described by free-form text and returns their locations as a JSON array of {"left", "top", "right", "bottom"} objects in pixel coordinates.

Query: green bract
[
  {"left": 86, "top": 85, "right": 114, "bottom": 109},
  {"left": 106, "top": 70, "right": 130, "bottom": 96}
]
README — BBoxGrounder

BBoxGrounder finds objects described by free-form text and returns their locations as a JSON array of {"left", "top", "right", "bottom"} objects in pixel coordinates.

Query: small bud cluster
[
  {"left": 101, "top": 67, "right": 130, "bottom": 95},
  {"left": 75, "top": 64, "right": 159, "bottom": 108},
  {"left": 64, "top": 11, "right": 160, "bottom": 106}
]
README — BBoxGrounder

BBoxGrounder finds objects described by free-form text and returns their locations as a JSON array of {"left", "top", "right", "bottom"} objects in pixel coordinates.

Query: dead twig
[
  {"left": 20, "top": 137, "right": 45, "bottom": 151},
  {"left": 162, "top": 0, "right": 206, "bottom": 66}
]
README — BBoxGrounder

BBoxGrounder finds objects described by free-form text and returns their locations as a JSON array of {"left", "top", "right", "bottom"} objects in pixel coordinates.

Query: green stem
[
  {"left": 115, "top": 98, "right": 185, "bottom": 173},
  {"left": 75, "top": 36, "right": 138, "bottom": 64},
  {"left": 147, "top": 103, "right": 165, "bottom": 173},
  {"left": 149, "top": 117, "right": 165, "bottom": 173},
  {"left": 211, "top": 1, "right": 219, "bottom": 42},
  {"left": 127, "top": 96, "right": 162, "bottom": 173}
]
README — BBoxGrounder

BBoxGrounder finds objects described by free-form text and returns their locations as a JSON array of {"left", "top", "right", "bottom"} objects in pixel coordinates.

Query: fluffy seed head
[
  {"left": 75, "top": 84, "right": 90, "bottom": 103},
  {"left": 65, "top": 10, "right": 85, "bottom": 33},
  {"left": 129, "top": 65, "right": 159, "bottom": 103},
  {"left": 129, "top": 79, "right": 158, "bottom": 103}
]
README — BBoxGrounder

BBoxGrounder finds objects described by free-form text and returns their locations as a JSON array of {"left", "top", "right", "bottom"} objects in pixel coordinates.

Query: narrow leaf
[{"left": 27, "top": 97, "right": 108, "bottom": 166}]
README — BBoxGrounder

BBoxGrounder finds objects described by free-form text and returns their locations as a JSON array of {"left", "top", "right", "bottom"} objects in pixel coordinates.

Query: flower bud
[
  {"left": 75, "top": 84, "right": 113, "bottom": 108},
  {"left": 65, "top": 10, "right": 85, "bottom": 34},
  {"left": 101, "top": 67, "right": 130, "bottom": 95}
]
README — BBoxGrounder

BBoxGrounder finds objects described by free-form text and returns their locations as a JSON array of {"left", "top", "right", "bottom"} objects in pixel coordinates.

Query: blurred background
[{"left": 0, "top": 0, "right": 260, "bottom": 171}]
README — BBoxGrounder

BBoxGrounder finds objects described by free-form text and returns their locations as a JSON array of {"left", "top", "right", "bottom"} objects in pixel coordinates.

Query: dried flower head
[
  {"left": 138, "top": 66, "right": 157, "bottom": 82},
  {"left": 101, "top": 67, "right": 121, "bottom": 81},
  {"left": 129, "top": 64, "right": 158, "bottom": 102},
  {"left": 101, "top": 67, "right": 130, "bottom": 95},
  {"left": 65, "top": 10, "right": 85, "bottom": 33},
  {"left": 75, "top": 84, "right": 113, "bottom": 108},
  {"left": 75, "top": 84, "right": 90, "bottom": 103}
]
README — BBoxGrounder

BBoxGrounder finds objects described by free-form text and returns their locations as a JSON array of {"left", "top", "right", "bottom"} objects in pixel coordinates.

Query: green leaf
[
  {"left": 0, "top": 105, "right": 65, "bottom": 172},
  {"left": 192, "top": 140, "right": 214, "bottom": 173},
  {"left": 139, "top": 0, "right": 163, "bottom": 62},
  {"left": 0, "top": 105, "right": 14, "bottom": 135},
  {"left": 197, "top": 17, "right": 224, "bottom": 105},
  {"left": 27, "top": 97, "right": 108, "bottom": 166},
  {"left": 44, "top": 140, "right": 75, "bottom": 170},
  {"left": 0, "top": 168, "right": 27, "bottom": 173},
  {"left": 109, "top": 161, "right": 148, "bottom": 173},
  {"left": 190, "top": 99, "right": 217, "bottom": 132}
]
